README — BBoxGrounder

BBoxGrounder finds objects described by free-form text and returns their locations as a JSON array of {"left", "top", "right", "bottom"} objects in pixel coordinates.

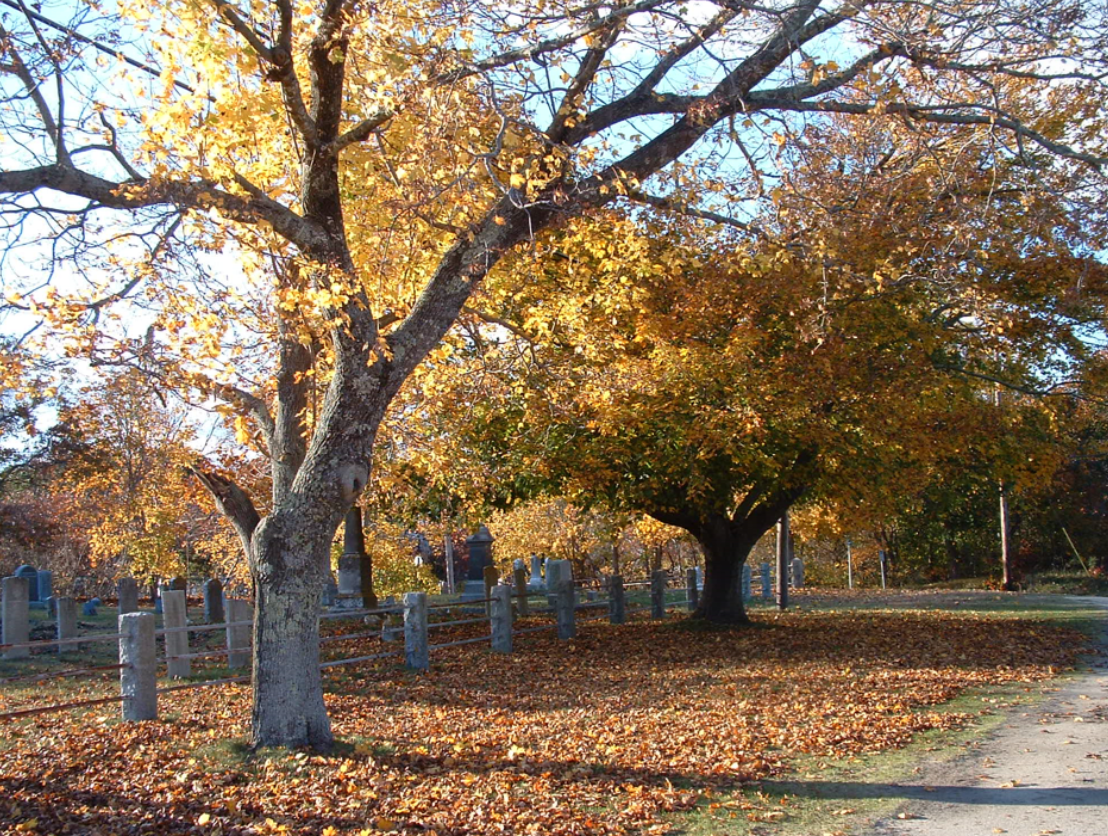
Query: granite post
[
  {"left": 56, "top": 596, "right": 77, "bottom": 652},
  {"left": 650, "top": 569, "right": 666, "bottom": 619},
  {"left": 513, "top": 566, "right": 529, "bottom": 617},
  {"left": 608, "top": 574, "right": 626, "bottom": 624},
  {"left": 119, "top": 612, "right": 157, "bottom": 721},
  {"left": 760, "top": 562, "right": 772, "bottom": 600},
  {"left": 490, "top": 585, "right": 512, "bottom": 653},
  {"left": 686, "top": 567, "right": 699, "bottom": 611},
  {"left": 547, "top": 559, "right": 575, "bottom": 640},
  {"left": 226, "top": 599, "right": 252, "bottom": 668},
  {"left": 403, "top": 591, "right": 429, "bottom": 670},
  {"left": 162, "top": 590, "right": 190, "bottom": 679}
]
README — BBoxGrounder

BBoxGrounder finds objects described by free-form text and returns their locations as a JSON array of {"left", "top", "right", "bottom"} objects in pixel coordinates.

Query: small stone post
[
  {"left": 686, "top": 567, "right": 699, "bottom": 611},
  {"left": 547, "top": 559, "right": 575, "bottom": 640},
  {"left": 203, "top": 578, "right": 225, "bottom": 624},
  {"left": 760, "top": 563, "right": 771, "bottom": 600},
  {"left": 117, "top": 577, "right": 139, "bottom": 615},
  {"left": 608, "top": 575, "right": 626, "bottom": 624},
  {"left": 162, "top": 589, "right": 190, "bottom": 679},
  {"left": 513, "top": 567, "right": 529, "bottom": 617},
  {"left": 56, "top": 597, "right": 77, "bottom": 652},
  {"left": 119, "top": 612, "right": 157, "bottom": 721},
  {"left": 490, "top": 585, "right": 512, "bottom": 654},
  {"left": 742, "top": 564, "right": 753, "bottom": 600},
  {"left": 2, "top": 576, "right": 30, "bottom": 659},
  {"left": 403, "top": 591, "right": 429, "bottom": 671},
  {"left": 226, "top": 599, "right": 252, "bottom": 668},
  {"left": 651, "top": 569, "right": 666, "bottom": 619}
]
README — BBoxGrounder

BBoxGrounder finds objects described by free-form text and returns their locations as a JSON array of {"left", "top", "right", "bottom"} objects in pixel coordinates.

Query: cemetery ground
[{"left": 0, "top": 592, "right": 1105, "bottom": 836}]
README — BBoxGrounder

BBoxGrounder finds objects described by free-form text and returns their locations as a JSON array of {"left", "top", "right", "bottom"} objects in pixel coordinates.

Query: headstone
[
  {"left": 586, "top": 589, "right": 597, "bottom": 602},
  {"left": 203, "top": 578, "right": 225, "bottom": 623},
  {"left": 47, "top": 596, "right": 57, "bottom": 618},
  {"left": 741, "top": 564, "right": 753, "bottom": 600},
  {"left": 686, "top": 567, "right": 699, "bottom": 611},
  {"left": 760, "top": 562, "right": 771, "bottom": 600},
  {"left": 528, "top": 554, "right": 545, "bottom": 590},
  {"left": 343, "top": 506, "right": 377, "bottom": 609},
  {"left": 83, "top": 598, "right": 100, "bottom": 616},
  {"left": 2, "top": 576, "right": 31, "bottom": 659},
  {"left": 56, "top": 597, "right": 77, "bottom": 651},
  {"left": 37, "top": 569, "right": 53, "bottom": 603},
  {"left": 334, "top": 553, "right": 363, "bottom": 610},
  {"left": 15, "top": 565, "right": 39, "bottom": 602},
  {"left": 460, "top": 525, "right": 496, "bottom": 601},
  {"left": 169, "top": 576, "right": 187, "bottom": 592},
  {"left": 695, "top": 566, "right": 703, "bottom": 591},
  {"left": 791, "top": 557, "right": 804, "bottom": 589},
  {"left": 118, "top": 577, "right": 139, "bottom": 615}
]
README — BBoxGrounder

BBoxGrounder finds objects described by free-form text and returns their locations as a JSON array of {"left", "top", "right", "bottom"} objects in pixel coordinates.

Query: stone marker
[
  {"left": 322, "top": 575, "right": 338, "bottom": 608},
  {"left": 759, "top": 562, "right": 771, "bottom": 600},
  {"left": 608, "top": 574, "right": 626, "bottom": 624},
  {"left": 162, "top": 590, "right": 190, "bottom": 678},
  {"left": 460, "top": 525, "right": 495, "bottom": 601},
  {"left": 83, "top": 597, "right": 100, "bottom": 616},
  {"left": 119, "top": 612, "right": 157, "bottom": 721},
  {"left": 490, "top": 585, "right": 512, "bottom": 653},
  {"left": 118, "top": 577, "right": 139, "bottom": 615},
  {"left": 547, "top": 559, "right": 575, "bottom": 640},
  {"left": 686, "top": 567, "right": 699, "bottom": 611},
  {"left": 742, "top": 564, "right": 753, "bottom": 601},
  {"left": 651, "top": 570, "right": 666, "bottom": 619},
  {"left": 47, "top": 596, "right": 57, "bottom": 618},
  {"left": 56, "top": 597, "right": 77, "bottom": 651},
  {"left": 334, "top": 552, "right": 362, "bottom": 610},
  {"left": 528, "top": 554, "right": 545, "bottom": 590},
  {"left": 36, "top": 570, "right": 53, "bottom": 606},
  {"left": 203, "top": 578, "right": 225, "bottom": 623},
  {"left": 403, "top": 591, "right": 429, "bottom": 670},
  {"left": 2, "top": 576, "right": 30, "bottom": 659},
  {"left": 15, "top": 565, "right": 39, "bottom": 603}
]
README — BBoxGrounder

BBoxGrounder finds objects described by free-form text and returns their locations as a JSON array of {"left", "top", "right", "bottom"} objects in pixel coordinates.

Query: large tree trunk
[
  {"left": 692, "top": 514, "right": 764, "bottom": 624},
  {"left": 250, "top": 509, "right": 334, "bottom": 750}
]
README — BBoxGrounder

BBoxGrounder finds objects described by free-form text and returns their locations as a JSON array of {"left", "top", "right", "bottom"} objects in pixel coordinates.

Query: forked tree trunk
[{"left": 250, "top": 509, "right": 334, "bottom": 750}]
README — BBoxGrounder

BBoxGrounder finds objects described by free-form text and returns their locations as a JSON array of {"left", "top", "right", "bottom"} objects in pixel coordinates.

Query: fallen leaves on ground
[{"left": 0, "top": 609, "right": 1086, "bottom": 834}]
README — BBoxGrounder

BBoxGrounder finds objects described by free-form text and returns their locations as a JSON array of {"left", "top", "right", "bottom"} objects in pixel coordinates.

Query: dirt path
[{"left": 863, "top": 596, "right": 1108, "bottom": 836}]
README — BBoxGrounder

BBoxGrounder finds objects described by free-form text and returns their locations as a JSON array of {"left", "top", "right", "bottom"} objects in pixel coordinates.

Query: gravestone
[
  {"left": 759, "top": 563, "right": 771, "bottom": 600},
  {"left": 169, "top": 577, "right": 187, "bottom": 592},
  {"left": 15, "top": 565, "right": 39, "bottom": 602},
  {"left": 528, "top": 554, "right": 545, "bottom": 590},
  {"left": 203, "top": 578, "right": 225, "bottom": 623},
  {"left": 460, "top": 525, "right": 495, "bottom": 601},
  {"left": 36, "top": 570, "right": 53, "bottom": 605},
  {"left": 117, "top": 577, "right": 139, "bottom": 615},
  {"left": 56, "top": 597, "right": 77, "bottom": 650},
  {"left": 83, "top": 597, "right": 100, "bottom": 616},
  {"left": 741, "top": 564, "right": 753, "bottom": 600},
  {"left": 47, "top": 596, "right": 57, "bottom": 618},
  {"left": 791, "top": 557, "right": 804, "bottom": 589},
  {"left": 2, "top": 576, "right": 30, "bottom": 659},
  {"left": 322, "top": 575, "right": 338, "bottom": 608},
  {"left": 334, "top": 554, "right": 363, "bottom": 610},
  {"left": 344, "top": 506, "right": 376, "bottom": 609}
]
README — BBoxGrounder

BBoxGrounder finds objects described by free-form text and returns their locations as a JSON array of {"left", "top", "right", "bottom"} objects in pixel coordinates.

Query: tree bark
[
  {"left": 692, "top": 513, "right": 765, "bottom": 623},
  {"left": 249, "top": 508, "right": 333, "bottom": 750}
]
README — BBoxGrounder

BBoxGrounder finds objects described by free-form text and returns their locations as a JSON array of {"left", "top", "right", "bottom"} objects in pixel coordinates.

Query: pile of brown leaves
[{"left": 0, "top": 610, "right": 1085, "bottom": 835}]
